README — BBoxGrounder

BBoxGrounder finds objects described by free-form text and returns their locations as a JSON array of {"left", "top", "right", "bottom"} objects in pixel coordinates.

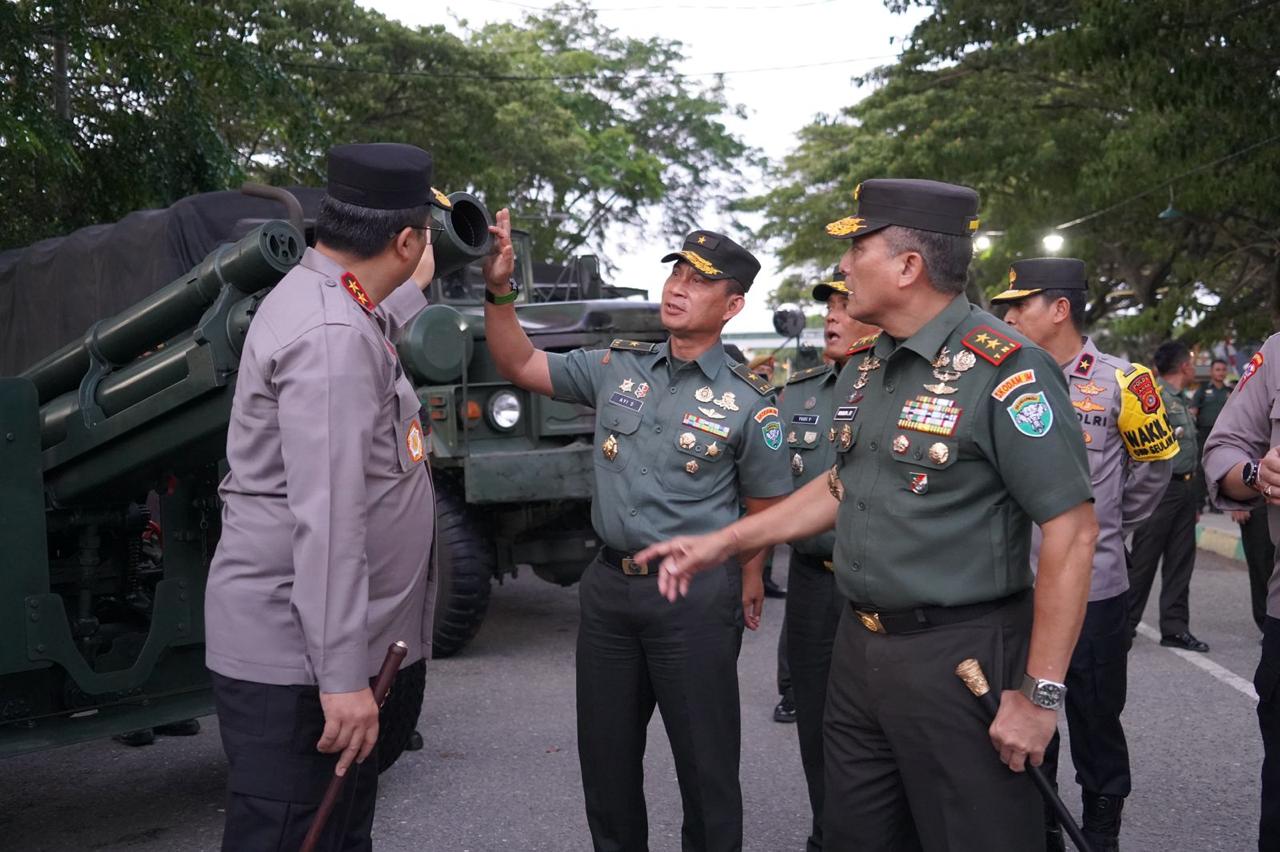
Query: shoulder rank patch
[
  {"left": 786, "top": 363, "right": 833, "bottom": 385},
  {"left": 730, "top": 362, "right": 775, "bottom": 395},
  {"left": 1116, "top": 365, "right": 1178, "bottom": 462},
  {"left": 340, "top": 272, "right": 374, "bottom": 313},
  {"left": 847, "top": 332, "right": 881, "bottom": 356},
  {"left": 610, "top": 339, "right": 660, "bottom": 354},
  {"left": 961, "top": 325, "right": 1021, "bottom": 366},
  {"left": 1071, "top": 352, "right": 1096, "bottom": 379},
  {"left": 1237, "top": 351, "right": 1265, "bottom": 393}
]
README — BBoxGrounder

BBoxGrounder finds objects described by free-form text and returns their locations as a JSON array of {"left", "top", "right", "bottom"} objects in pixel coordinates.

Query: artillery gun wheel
[
  {"left": 430, "top": 478, "right": 495, "bottom": 658},
  {"left": 377, "top": 658, "right": 426, "bottom": 774}
]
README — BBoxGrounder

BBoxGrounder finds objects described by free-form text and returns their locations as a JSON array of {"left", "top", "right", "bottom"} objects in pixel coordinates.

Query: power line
[{"left": 1054, "top": 132, "right": 1280, "bottom": 231}]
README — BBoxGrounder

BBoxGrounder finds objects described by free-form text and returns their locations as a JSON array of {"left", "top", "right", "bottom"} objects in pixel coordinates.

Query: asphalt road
[{"left": 0, "top": 546, "right": 1266, "bottom": 852}]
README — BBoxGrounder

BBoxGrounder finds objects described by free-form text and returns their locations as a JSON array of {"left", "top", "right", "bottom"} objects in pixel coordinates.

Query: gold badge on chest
[{"left": 602, "top": 434, "right": 619, "bottom": 461}]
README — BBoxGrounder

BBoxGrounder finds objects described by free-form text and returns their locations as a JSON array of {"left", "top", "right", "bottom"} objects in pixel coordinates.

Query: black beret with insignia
[
  {"left": 811, "top": 263, "right": 850, "bottom": 302},
  {"left": 989, "top": 257, "right": 1088, "bottom": 303},
  {"left": 661, "top": 229, "right": 761, "bottom": 290},
  {"left": 826, "top": 178, "right": 980, "bottom": 241},
  {"left": 327, "top": 143, "right": 452, "bottom": 211}
]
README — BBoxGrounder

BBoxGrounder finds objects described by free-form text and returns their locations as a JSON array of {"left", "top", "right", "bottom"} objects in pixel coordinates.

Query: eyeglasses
[{"left": 403, "top": 225, "right": 445, "bottom": 244}]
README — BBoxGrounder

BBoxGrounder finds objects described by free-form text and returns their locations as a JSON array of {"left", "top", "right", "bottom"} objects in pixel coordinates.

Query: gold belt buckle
[
  {"left": 856, "top": 610, "right": 886, "bottom": 633},
  {"left": 823, "top": 560, "right": 834, "bottom": 573},
  {"left": 621, "top": 557, "right": 649, "bottom": 576}
]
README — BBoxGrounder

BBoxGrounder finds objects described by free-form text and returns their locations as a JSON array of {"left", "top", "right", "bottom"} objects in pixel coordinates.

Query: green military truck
[{"left": 0, "top": 185, "right": 663, "bottom": 761}]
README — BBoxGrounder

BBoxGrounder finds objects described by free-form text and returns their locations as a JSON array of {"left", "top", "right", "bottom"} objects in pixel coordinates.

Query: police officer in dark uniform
[
  {"left": 638, "top": 179, "right": 1098, "bottom": 851},
  {"left": 779, "top": 267, "right": 878, "bottom": 851},
  {"left": 207, "top": 143, "right": 446, "bottom": 851},
  {"left": 481, "top": 212, "right": 791, "bottom": 852}
]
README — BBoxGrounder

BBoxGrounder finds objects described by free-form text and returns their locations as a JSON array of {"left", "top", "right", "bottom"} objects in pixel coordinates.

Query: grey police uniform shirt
[
  {"left": 829, "top": 295, "right": 1094, "bottom": 611},
  {"left": 1204, "top": 334, "right": 1280, "bottom": 616},
  {"left": 781, "top": 362, "right": 843, "bottom": 558},
  {"left": 547, "top": 340, "right": 792, "bottom": 553},
  {"left": 207, "top": 247, "right": 436, "bottom": 694},
  {"left": 1029, "top": 337, "right": 1170, "bottom": 601}
]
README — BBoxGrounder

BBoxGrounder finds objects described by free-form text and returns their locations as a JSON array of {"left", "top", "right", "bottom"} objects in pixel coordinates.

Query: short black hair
[
  {"left": 722, "top": 278, "right": 746, "bottom": 298},
  {"left": 1153, "top": 340, "right": 1192, "bottom": 376},
  {"left": 315, "top": 195, "right": 431, "bottom": 259},
  {"left": 880, "top": 225, "right": 973, "bottom": 295},
  {"left": 1211, "top": 358, "right": 1228, "bottom": 368},
  {"left": 1038, "top": 288, "right": 1088, "bottom": 331}
]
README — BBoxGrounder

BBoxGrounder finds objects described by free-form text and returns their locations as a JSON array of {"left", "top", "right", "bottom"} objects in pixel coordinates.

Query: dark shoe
[
  {"left": 154, "top": 718, "right": 201, "bottom": 737},
  {"left": 773, "top": 695, "right": 796, "bottom": 723},
  {"left": 1082, "top": 791, "right": 1123, "bottom": 852},
  {"left": 763, "top": 577, "right": 786, "bottom": 599},
  {"left": 113, "top": 729, "right": 156, "bottom": 747},
  {"left": 406, "top": 730, "right": 424, "bottom": 751},
  {"left": 1160, "top": 631, "right": 1210, "bottom": 652},
  {"left": 1044, "top": 823, "right": 1065, "bottom": 852}
]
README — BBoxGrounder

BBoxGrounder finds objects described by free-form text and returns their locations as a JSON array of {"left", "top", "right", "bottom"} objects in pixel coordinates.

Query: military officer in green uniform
[
  {"left": 481, "top": 211, "right": 791, "bottom": 852},
  {"left": 1127, "top": 340, "right": 1209, "bottom": 651},
  {"left": 779, "top": 266, "right": 878, "bottom": 851},
  {"left": 637, "top": 178, "right": 1098, "bottom": 851}
]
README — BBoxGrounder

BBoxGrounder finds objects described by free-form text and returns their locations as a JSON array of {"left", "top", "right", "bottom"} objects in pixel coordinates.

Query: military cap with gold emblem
[
  {"left": 989, "top": 257, "right": 1087, "bottom": 304},
  {"left": 811, "top": 263, "right": 850, "bottom": 303},
  {"left": 661, "top": 229, "right": 762, "bottom": 290},
  {"left": 825, "top": 178, "right": 981, "bottom": 241},
  {"left": 326, "top": 142, "right": 453, "bottom": 211}
]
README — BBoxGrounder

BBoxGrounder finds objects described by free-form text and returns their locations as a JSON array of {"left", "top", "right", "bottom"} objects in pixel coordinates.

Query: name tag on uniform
[
  {"left": 834, "top": 406, "right": 858, "bottom": 421},
  {"left": 609, "top": 392, "right": 643, "bottom": 412},
  {"left": 791, "top": 414, "right": 819, "bottom": 425}
]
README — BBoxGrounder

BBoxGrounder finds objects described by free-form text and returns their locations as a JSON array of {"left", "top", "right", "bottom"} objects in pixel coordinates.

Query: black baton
[
  {"left": 300, "top": 640, "right": 409, "bottom": 852},
  {"left": 955, "top": 658, "right": 1093, "bottom": 852}
]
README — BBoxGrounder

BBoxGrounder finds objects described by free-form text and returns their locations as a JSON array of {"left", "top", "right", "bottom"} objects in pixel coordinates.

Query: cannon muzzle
[{"left": 432, "top": 191, "right": 494, "bottom": 278}]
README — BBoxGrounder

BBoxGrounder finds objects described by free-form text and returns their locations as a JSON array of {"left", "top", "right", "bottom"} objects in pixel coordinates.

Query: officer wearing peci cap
[
  {"left": 481, "top": 220, "right": 791, "bottom": 852},
  {"left": 636, "top": 178, "right": 1098, "bottom": 851},
  {"left": 778, "top": 264, "right": 878, "bottom": 851},
  {"left": 993, "top": 257, "right": 1175, "bottom": 852},
  {"left": 206, "top": 142, "right": 448, "bottom": 850}
]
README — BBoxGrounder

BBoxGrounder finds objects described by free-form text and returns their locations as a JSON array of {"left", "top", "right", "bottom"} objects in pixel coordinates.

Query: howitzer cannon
[{"left": 0, "top": 188, "right": 496, "bottom": 760}]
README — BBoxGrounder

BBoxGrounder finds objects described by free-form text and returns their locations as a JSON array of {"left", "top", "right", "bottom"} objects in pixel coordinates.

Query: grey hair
[{"left": 879, "top": 225, "right": 973, "bottom": 295}]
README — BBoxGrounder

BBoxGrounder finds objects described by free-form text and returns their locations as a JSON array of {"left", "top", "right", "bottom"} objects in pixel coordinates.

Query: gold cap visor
[
  {"left": 812, "top": 280, "right": 850, "bottom": 302},
  {"left": 989, "top": 287, "right": 1044, "bottom": 304},
  {"left": 660, "top": 250, "right": 727, "bottom": 279}
]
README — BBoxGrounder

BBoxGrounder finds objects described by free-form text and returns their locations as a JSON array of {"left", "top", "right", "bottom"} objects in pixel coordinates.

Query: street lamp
[
  {"left": 974, "top": 235, "right": 992, "bottom": 252},
  {"left": 1042, "top": 232, "right": 1065, "bottom": 254}
]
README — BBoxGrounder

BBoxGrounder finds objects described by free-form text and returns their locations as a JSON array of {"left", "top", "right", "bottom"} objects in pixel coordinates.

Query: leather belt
[
  {"left": 601, "top": 546, "right": 651, "bottom": 576},
  {"left": 848, "top": 590, "right": 1027, "bottom": 635},
  {"left": 1171, "top": 472, "right": 1193, "bottom": 482}
]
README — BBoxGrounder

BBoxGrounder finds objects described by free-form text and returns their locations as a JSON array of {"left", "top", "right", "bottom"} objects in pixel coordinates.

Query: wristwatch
[
  {"left": 1020, "top": 673, "right": 1067, "bottom": 711},
  {"left": 485, "top": 278, "right": 520, "bottom": 305},
  {"left": 1244, "top": 460, "right": 1262, "bottom": 492}
]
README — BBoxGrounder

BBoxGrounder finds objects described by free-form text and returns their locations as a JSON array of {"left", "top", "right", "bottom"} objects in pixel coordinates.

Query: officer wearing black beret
[
  {"left": 482, "top": 218, "right": 791, "bottom": 851},
  {"left": 638, "top": 178, "right": 1098, "bottom": 851},
  {"left": 208, "top": 141, "right": 447, "bottom": 851}
]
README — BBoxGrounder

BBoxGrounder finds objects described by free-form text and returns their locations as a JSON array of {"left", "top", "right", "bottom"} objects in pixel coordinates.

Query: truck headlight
[{"left": 487, "top": 390, "right": 522, "bottom": 431}]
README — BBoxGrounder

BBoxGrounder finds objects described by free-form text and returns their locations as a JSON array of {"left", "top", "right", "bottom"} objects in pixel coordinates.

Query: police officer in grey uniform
[
  {"left": 779, "top": 267, "right": 877, "bottom": 851},
  {"left": 481, "top": 213, "right": 791, "bottom": 852},
  {"left": 639, "top": 179, "right": 1099, "bottom": 852},
  {"left": 994, "top": 257, "right": 1174, "bottom": 852},
  {"left": 1127, "top": 340, "right": 1209, "bottom": 651},
  {"left": 206, "top": 143, "right": 445, "bottom": 851},
  {"left": 1202, "top": 334, "right": 1280, "bottom": 850}
]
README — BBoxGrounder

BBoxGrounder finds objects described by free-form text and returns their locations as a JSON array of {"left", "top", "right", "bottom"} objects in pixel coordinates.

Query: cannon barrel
[
  {"left": 433, "top": 191, "right": 494, "bottom": 278},
  {"left": 22, "top": 221, "right": 303, "bottom": 405}
]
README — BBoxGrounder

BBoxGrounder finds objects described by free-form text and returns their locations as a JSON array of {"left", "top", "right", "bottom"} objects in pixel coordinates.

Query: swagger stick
[
  {"left": 300, "top": 640, "right": 409, "bottom": 852},
  {"left": 955, "top": 659, "right": 1093, "bottom": 852}
]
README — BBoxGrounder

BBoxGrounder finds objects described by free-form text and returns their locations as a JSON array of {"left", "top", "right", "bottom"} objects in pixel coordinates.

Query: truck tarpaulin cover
[{"left": 0, "top": 188, "right": 323, "bottom": 377}]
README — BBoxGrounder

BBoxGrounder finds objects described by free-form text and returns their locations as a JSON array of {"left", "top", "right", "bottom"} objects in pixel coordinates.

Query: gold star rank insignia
[{"left": 620, "top": 378, "right": 635, "bottom": 392}]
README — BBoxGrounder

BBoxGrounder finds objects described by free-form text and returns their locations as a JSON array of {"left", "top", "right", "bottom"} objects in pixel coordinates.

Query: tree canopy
[
  {"left": 1, "top": 1, "right": 751, "bottom": 266},
  {"left": 748, "top": 0, "right": 1280, "bottom": 349}
]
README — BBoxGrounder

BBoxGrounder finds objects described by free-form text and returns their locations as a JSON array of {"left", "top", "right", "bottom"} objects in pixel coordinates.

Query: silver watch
[{"left": 1020, "top": 673, "right": 1067, "bottom": 711}]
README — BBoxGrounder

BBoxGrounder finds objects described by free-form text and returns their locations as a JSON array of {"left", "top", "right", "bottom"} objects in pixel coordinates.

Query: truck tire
[
  {"left": 377, "top": 658, "right": 425, "bottom": 774},
  {"left": 430, "top": 479, "right": 494, "bottom": 658}
]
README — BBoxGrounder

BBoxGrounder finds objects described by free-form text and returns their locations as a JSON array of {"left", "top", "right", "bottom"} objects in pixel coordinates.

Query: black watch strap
[{"left": 1244, "top": 460, "right": 1262, "bottom": 491}]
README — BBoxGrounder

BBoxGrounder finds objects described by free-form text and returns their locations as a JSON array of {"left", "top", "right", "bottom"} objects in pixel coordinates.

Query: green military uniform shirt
[
  {"left": 781, "top": 362, "right": 845, "bottom": 558},
  {"left": 829, "top": 296, "right": 1093, "bottom": 610},
  {"left": 1192, "top": 383, "right": 1229, "bottom": 434},
  {"left": 548, "top": 339, "right": 792, "bottom": 552},
  {"left": 1161, "top": 382, "right": 1198, "bottom": 475}
]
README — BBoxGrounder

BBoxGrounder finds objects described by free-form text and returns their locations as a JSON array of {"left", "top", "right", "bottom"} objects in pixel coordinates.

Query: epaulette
[
  {"left": 960, "top": 325, "right": 1021, "bottom": 366},
  {"left": 609, "top": 338, "right": 660, "bottom": 353},
  {"left": 786, "top": 363, "right": 833, "bottom": 385},
  {"left": 847, "top": 332, "right": 880, "bottom": 356},
  {"left": 1071, "top": 351, "right": 1096, "bottom": 379},
  {"left": 730, "top": 361, "right": 775, "bottom": 395}
]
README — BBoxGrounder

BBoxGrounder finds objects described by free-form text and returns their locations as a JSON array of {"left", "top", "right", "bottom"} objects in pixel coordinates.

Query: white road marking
[{"left": 1137, "top": 622, "right": 1258, "bottom": 703}]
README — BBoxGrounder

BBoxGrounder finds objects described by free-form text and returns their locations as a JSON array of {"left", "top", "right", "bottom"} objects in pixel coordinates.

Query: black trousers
[
  {"left": 576, "top": 553, "right": 744, "bottom": 852},
  {"left": 1043, "top": 593, "right": 1132, "bottom": 802},
  {"left": 823, "top": 593, "right": 1043, "bottom": 852},
  {"left": 1127, "top": 477, "right": 1198, "bottom": 635},
  {"left": 212, "top": 672, "right": 378, "bottom": 852},
  {"left": 784, "top": 552, "right": 842, "bottom": 852},
  {"left": 1256, "top": 617, "right": 1280, "bottom": 851},
  {"left": 1242, "top": 507, "right": 1276, "bottom": 631}
]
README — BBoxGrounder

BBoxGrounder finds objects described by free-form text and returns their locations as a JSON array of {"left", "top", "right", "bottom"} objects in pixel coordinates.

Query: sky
[{"left": 362, "top": 0, "right": 927, "bottom": 331}]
